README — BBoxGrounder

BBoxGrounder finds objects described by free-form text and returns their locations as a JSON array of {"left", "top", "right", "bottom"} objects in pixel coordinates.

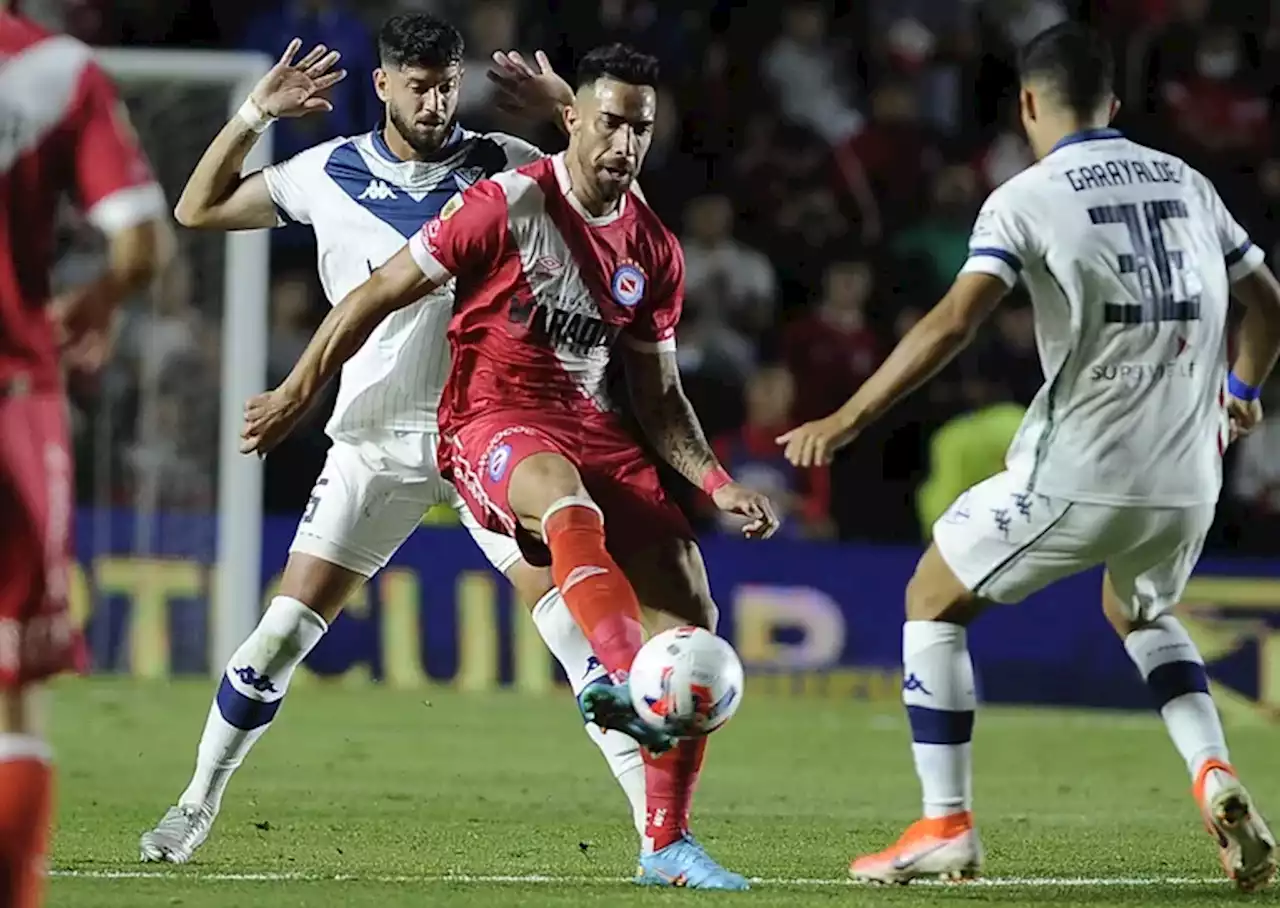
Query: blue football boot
[{"left": 635, "top": 834, "right": 751, "bottom": 890}]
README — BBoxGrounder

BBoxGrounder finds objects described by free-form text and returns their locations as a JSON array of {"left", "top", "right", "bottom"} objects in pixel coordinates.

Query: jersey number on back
[{"left": 1087, "top": 200, "right": 1200, "bottom": 325}]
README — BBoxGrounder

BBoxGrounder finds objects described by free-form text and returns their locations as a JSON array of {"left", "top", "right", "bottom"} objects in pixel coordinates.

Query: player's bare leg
[
  {"left": 0, "top": 686, "right": 53, "bottom": 908},
  {"left": 510, "top": 560, "right": 645, "bottom": 833},
  {"left": 140, "top": 553, "right": 355, "bottom": 862},
  {"left": 613, "top": 537, "right": 748, "bottom": 890},
  {"left": 1105, "top": 574, "right": 1276, "bottom": 892},
  {"left": 849, "top": 544, "right": 985, "bottom": 884},
  {"left": 505, "top": 453, "right": 670, "bottom": 747}
]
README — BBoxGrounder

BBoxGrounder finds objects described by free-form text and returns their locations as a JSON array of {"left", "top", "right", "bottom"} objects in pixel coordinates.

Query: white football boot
[{"left": 139, "top": 803, "right": 216, "bottom": 863}]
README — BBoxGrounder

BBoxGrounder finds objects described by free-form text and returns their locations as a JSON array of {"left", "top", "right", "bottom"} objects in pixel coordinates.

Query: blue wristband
[{"left": 1227, "top": 372, "right": 1262, "bottom": 402}]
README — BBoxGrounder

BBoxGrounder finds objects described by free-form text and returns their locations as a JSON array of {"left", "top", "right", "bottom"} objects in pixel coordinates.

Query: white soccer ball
[{"left": 629, "top": 627, "right": 745, "bottom": 737}]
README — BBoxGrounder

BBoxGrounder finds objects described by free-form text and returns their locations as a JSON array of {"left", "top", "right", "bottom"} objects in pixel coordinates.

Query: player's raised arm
[
  {"left": 173, "top": 39, "right": 345, "bottom": 230},
  {"left": 621, "top": 247, "right": 779, "bottom": 539}
]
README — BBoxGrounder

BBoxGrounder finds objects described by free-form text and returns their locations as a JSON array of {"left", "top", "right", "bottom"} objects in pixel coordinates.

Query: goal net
[{"left": 65, "top": 49, "right": 272, "bottom": 677}]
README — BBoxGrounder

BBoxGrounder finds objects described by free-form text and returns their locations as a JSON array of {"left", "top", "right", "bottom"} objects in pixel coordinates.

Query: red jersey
[
  {"left": 407, "top": 154, "right": 682, "bottom": 431},
  {"left": 0, "top": 13, "right": 164, "bottom": 392}
]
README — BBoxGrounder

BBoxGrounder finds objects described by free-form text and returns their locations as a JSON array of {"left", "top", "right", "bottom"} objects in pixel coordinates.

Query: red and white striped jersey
[
  {"left": 0, "top": 12, "right": 164, "bottom": 392},
  {"left": 407, "top": 154, "right": 682, "bottom": 429}
]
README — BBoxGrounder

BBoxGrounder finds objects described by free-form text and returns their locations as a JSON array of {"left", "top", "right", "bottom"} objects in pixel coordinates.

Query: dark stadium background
[{"left": 33, "top": 0, "right": 1280, "bottom": 553}]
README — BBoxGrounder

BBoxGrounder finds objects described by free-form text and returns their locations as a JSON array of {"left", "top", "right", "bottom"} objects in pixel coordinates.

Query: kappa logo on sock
[
  {"left": 233, "top": 666, "right": 278, "bottom": 694},
  {"left": 561, "top": 564, "right": 609, "bottom": 594},
  {"left": 583, "top": 655, "right": 602, "bottom": 678},
  {"left": 902, "top": 673, "right": 932, "bottom": 696}
]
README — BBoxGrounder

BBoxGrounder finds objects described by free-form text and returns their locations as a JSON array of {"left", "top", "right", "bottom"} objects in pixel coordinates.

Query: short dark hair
[
  {"left": 576, "top": 43, "right": 660, "bottom": 90},
  {"left": 1018, "top": 22, "right": 1114, "bottom": 116},
  {"left": 378, "top": 13, "right": 464, "bottom": 70}
]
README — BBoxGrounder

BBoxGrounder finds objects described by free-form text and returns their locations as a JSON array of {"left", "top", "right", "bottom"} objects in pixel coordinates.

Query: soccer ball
[{"left": 629, "top": 627, "right": 744, "bottom": 737}]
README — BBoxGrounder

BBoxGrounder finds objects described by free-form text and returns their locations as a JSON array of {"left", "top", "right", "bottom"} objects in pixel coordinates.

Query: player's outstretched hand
[
  {"left": 777, "top": 415, "right": 857, "bottom": 468},
  {"left": 487, "top": 50, "right": 574, "bottom": 122},
  {"left": 251, "top": 38, "right": 347, "bottom": 119},
  {"left": 1227, "top": 394, "right": 1264, "bottom": 445},
  {"left": 712, "top": 482, "right": 780, "bottom": 540},
  {"left": 240, "top": 387, "right": 306, "bottom": 457}
]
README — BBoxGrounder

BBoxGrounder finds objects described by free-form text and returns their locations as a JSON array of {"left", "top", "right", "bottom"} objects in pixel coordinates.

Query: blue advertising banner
[{"left": 71, "top": 510, "right": 1280, "bottom": 718}]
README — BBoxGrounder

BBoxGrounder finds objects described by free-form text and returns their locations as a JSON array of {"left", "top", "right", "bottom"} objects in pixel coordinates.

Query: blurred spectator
[
  {"left": 974, "top": 112, "right": 1034, "bottom": 190},
  {"left": 1158, "top": 26, "right": 1269, "bottom": 166},
  {"left": 458, "top": 0, "right": 519, "bottom": 131},
  {"left": 980, "top": 0, "right": 1068, "bottom": 47},
  {"left": 762, "top": 3, "right": 864, "bottom": 145},
  {"left": 239, "top": 0, "right": 379, "bottom": 165},
  {"left": 891, "top": 164, "right": 981, "bottom": 294},
  {"left": 834, "top": 79, "right": 942, "bottom": 232},
  {"left": 1228, "top": 383, "right": 1280, "bottom": 552},
  {"left": 783, "top": 260, "right": 881, "bottom": 423},
  {"left": 972, "top": 303, "right": 1042, "bottom": 406},
  {"left": 268, "top": 272, "right": 318, "bottom": 385},
  {"left": 681, "top": 194, "right": 777, "bottom": 344},
  {"left": 710, "top": 365, "right": 833, "bottom": 539},
  {"left": 1128, "top": 0, "right": 1211, "bottom": 114}
]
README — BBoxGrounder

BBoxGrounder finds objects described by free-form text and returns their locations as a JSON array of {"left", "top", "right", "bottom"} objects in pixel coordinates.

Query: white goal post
[{"left": 96, "top": 48, "right": 273, "bottom": 672}]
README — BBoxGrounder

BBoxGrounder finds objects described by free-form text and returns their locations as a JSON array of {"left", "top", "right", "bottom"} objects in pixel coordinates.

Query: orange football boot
[
  {"left": 849, "top": 811, "right": 983, "bottom": 884},
  {"left": 1194, "top": 759, "right": 1276, "bottom": 893}
]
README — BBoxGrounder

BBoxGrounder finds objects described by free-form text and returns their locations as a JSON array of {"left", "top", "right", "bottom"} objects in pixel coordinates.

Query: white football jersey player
[
  {"left": 934, "top": 127, "right": 1263, "bottom": 618},
  {"left": 262, "top": 125, "right": 542, "bottom": 576}
]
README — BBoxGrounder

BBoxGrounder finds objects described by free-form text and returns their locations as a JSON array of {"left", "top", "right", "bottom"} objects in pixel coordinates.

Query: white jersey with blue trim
[
  {"left": 961, "top": 128, "right": 1265, "bottom": 507},
  {"left": 261, "top": 125, "right": 542, "bottom": 438}
]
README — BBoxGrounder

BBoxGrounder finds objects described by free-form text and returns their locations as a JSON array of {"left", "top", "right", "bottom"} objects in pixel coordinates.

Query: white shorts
[
  {"left": 289, "top": 430, "right": 523, "bottom": 578},
  {"left": 932, "top": 471, "right": 1214, "bottom": 622}
]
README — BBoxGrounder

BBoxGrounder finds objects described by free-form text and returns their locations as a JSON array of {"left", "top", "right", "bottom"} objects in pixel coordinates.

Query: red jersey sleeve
[
  {"left": 70, "top": 61, "right": 165, "bottom": 232},
  {"left": 623, "top": 237, "right": 684, "bottom": 353},
  {"left": 407, "top": 181, "right": 509, "bottom": 283}
]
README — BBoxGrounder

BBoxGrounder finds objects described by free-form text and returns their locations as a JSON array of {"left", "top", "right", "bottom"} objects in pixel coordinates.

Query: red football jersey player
[
  {"left": 242, "top": 44, "right": 778, "bottom": 889},
  {"left": 0, "top": 6, "right": 167, "bottom": 904}
]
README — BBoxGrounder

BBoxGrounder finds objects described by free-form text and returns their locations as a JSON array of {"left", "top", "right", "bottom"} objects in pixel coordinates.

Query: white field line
[{"left": 51, "top": 869, "right": 1229, "bottom": 887}]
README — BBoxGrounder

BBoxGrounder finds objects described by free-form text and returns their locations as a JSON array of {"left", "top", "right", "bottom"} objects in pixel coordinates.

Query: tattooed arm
[
  {"left": 622, "top": 346, "right": 779, "bottom": 539},
  {"left": 622, "top": 346, "right": 719, "bottom": 486}
]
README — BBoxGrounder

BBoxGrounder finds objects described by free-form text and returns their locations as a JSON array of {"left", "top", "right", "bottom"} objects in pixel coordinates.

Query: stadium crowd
[{"left": 36, "top": 0, "right": 1280, "bottom": 553}]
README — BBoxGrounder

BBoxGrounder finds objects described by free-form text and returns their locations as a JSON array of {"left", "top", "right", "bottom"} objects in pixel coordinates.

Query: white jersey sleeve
[
  {"left": 1192, "top": 170, "right": 1265, "bottom": 282},
  {"left": 486, "top": 132, "right": 545, "bottom": 169},
  {"left": 959, "top": 183, "right": 1038, "bottom": 289},
  {"left": 259, "top": 137, "right": 345, "bottom": 226}
]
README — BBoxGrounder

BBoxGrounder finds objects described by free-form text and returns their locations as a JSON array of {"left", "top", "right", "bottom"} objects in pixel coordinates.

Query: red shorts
[
  {"left": 441, "top": 408, "right": 693, "bottom": 565},
  {"left": 0, "top": 393, "right": 83, "bottom": 687}
]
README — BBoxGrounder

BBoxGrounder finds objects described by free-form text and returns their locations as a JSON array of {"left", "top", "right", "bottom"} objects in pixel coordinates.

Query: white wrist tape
[{"left": 237, "top": 96, "right": 275, "bottom": 134}]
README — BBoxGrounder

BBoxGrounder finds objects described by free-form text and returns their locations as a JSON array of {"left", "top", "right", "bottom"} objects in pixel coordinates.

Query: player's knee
[
  {"left": 0, "top": 685, "right": 45, "bottom": 738},
  {"left": 506, "top": 561, "right": 556, "bottom": 610},
  {"left": 905, "top": 548, "right": 977, "bottom": 624},
  {"left": 277, "top": 553, "right": 367, "bottom": 624},
  {"left": 508, "top": 453, "right": 590, "bottom": 525}
]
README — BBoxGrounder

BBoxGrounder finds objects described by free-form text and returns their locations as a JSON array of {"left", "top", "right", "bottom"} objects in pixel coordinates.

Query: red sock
[
  {"left": 0, "top": 756, "right": 52, "bottom": 908},
  {"left": 644, "top": 737, "right": 707, "bottom": 851},
  {"left": 544, "top": 503, "right": 645, "bottom": 680}
]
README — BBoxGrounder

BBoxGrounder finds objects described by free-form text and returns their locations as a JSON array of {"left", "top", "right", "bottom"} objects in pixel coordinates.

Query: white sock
[
  {"left": 1124, "top": 616, "right": 1229, "bottom": 781},
  {"left": 902, "top": 621, "right": 976, "bottom": 819},
  {"left": 179, "top": 596, "right": 328, "bottom": 811},
  {"left": 531, "top": 589, "right": 644, "bottom": 833}
]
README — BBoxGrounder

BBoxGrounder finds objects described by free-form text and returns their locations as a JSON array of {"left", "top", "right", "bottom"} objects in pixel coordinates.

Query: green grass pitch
[{"left": 47, "top": 678, "right": 1280, "bottom": 906}]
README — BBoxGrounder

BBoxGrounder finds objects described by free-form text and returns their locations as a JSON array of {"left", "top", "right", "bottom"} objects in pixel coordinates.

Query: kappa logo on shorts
[
  {"left": 488, "top": 443, "right": 513, "bottom": 482},
  {"left": 610, "top": 260, "right": 647, "bottom": 307}
]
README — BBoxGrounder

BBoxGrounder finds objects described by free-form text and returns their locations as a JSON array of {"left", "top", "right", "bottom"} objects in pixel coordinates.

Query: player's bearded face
[
  {"left": 378, "top": 63, "right": 461, "bottom": 155},
  {"left": 572, "top": 80, "right": 656, "bottom": 202}
]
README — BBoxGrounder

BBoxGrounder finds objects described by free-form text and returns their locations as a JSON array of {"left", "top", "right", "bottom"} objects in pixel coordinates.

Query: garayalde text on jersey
[{"left": 1065, "top": 158, "right": 1184, "bottom": 192}]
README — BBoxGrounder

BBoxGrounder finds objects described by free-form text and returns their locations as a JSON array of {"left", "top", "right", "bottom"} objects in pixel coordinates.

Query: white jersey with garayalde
[
  {"left": 260, "top": 125, "right": 542, "bottom": 438},
  {"left": 962, "top": 128, "right": 1265, "bottom": 507}
]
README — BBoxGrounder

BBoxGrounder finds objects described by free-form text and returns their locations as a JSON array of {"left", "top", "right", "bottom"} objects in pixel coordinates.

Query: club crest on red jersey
[{"left": 610, "top": 260, "right": 647, "bottom": 308}]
